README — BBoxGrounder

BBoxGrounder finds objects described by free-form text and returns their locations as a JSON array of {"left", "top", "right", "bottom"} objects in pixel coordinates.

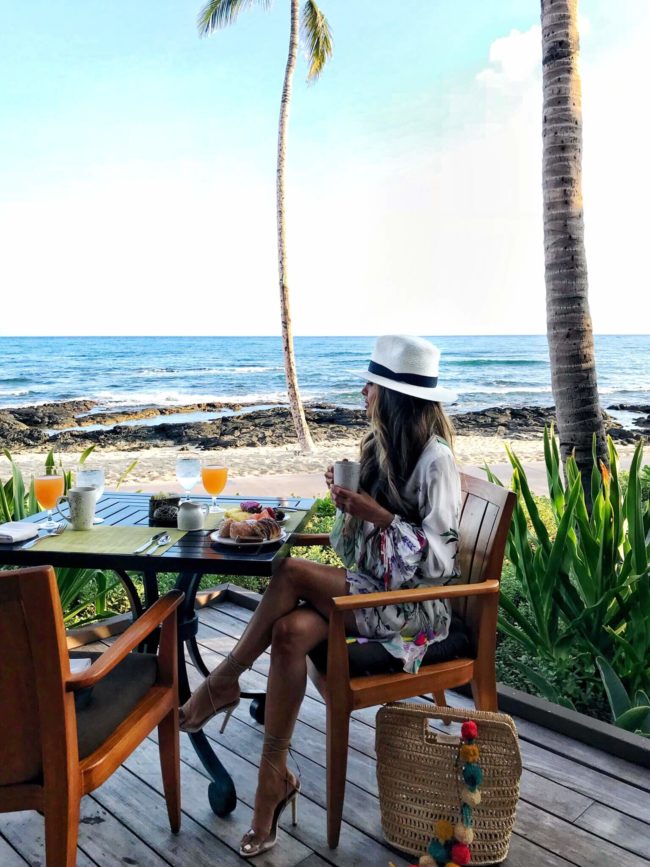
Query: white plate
[{"left": 210, "top": 529, "right": 288, "bottom": 547}]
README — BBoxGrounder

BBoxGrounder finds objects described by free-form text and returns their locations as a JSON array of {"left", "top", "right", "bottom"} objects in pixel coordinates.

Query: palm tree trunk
[
  {"left": 541, "top": 0, "right": 606, "bottom": 491},
  {"left": 276, "top": 0, "right": 315, "bottom": 453}
]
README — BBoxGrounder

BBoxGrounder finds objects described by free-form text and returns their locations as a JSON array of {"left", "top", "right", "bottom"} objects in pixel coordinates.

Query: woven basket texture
[{"left": 376, "top": 702, "right": 521, "bottom": 865}]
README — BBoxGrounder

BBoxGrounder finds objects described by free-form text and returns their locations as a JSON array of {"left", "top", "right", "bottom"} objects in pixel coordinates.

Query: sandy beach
[{"left": 5, "top": 435, "right": 640, "bottom": 498}]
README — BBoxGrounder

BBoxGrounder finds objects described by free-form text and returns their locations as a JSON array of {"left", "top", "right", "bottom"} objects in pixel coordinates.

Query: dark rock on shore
[
  {"left": 452, "top": 405, "right": 639, "bottom": 444},
  {"left": 607, "top": 404, "right": 650, "bottom": 413},
  {"left": 0, "top": 400, "right": 642, "bottom": 453},
  {"left": 607, "top": 404, "right": 650, "bottom": 436},
  {"left": 45, "top": 407, "right": 370, "bottom": 452},
  {"left": 11, "top": 400, "right": 97, "bottom": 429}
]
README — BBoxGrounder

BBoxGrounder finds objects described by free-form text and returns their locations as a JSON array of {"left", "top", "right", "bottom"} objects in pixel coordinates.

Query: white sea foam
[
  {"left": 138, "top": 366, "right": 283, "bottom": 377},
  {"left": 456, "top": 386, "right": 553, "bottom": 395},
  {"left": 92, "top": 389, "right": 292, "bottom": 408}
]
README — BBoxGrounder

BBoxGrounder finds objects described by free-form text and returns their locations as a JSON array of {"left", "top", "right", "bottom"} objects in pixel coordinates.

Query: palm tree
[
  {"left": 541, "top": 0, "right": 607, "bottom": 490},
  {"left": 199, "top": 0, "right": 333, "bottom": 453}
]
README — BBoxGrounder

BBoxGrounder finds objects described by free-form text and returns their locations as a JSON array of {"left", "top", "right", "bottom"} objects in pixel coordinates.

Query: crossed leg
[
  {"left": 179, "top": 557, "right": 357, "bottom": 850},
  {"left": 180, "top": 558, "right": 353, "bottom": 727}
]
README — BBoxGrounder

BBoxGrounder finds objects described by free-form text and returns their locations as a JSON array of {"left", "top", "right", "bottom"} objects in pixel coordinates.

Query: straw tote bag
[{"left": 376, "top": 702, "right": 521, "bottom": 865}]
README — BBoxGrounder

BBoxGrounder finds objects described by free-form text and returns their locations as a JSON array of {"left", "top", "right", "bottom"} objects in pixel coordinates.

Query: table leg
[
  {"left": 112, "top": 568, "right": 144, "bottom": 618},
  {"left": 174, "top": 571, "right": 238, "bottom": 817}
]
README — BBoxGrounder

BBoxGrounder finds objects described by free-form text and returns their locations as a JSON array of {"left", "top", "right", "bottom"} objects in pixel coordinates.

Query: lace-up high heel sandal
[
  {"left": 179, "top": 652, "right": 247, "bottom": 733},
  {"left": 239, "top": 733, "right": 301, "bottom": 859}
]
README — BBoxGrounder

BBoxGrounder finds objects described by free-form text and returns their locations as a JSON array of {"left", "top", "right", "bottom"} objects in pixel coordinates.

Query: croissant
[
  {"left": 257, "top": 517, "right": 281, "bottom": 540},
  {"left": 220, "top": 517, "right": 282, "bottom": 542},
  {"left": 230, "top": 519, "right": 266, "bottom": 540},
  {"left": 219, "top": 518, "right": 234, "bottom": 539}
]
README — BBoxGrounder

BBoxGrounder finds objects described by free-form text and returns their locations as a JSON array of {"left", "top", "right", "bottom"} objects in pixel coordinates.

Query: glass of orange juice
[
  {"left": 201, "top": 464, "right": 228, "bottom": 513},
  {"left": 34, "top": 467, "right": 65, "bottom": 529}
]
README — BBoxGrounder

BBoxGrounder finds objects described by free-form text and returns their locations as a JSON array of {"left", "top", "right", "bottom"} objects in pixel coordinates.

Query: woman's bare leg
[
  {"left": 242, "top": 607, "right": 329, "bottom": 852},
  {"left": 180, "top": 558, "right": 353, "bottom": 730},
  {"left": 235, "top": 558, "right": 350, "bottom": 664}
]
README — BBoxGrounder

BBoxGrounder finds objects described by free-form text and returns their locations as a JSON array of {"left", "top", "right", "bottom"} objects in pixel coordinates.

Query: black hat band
[{"left": 368, "top": 360, "right": 438, "bottom": 388}]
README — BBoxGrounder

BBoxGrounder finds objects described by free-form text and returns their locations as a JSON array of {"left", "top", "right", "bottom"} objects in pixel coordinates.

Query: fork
[{"left": 21, "top": 521, "right": 67, "bottom": 549}]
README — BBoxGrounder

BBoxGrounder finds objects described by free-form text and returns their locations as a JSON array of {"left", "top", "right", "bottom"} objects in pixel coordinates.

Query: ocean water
[{"left": 0, "top": 335, "right": 648, "bottom": 422}]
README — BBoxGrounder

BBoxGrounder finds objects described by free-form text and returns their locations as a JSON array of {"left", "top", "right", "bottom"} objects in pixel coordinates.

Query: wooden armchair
[
  {"left": 292, "top": 473, "right": 515, "bottom": 848},
  {"left": 0, "top": 566, "right": 184, "bottom": 867}
]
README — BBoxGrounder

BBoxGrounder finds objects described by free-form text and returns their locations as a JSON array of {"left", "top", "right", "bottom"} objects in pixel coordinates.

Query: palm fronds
[
  {"left": 198, "top": 0, "right": 271, "bottom": 34},
  {"left": 301, "top": 0, "right": 333, "bottom": 81}
]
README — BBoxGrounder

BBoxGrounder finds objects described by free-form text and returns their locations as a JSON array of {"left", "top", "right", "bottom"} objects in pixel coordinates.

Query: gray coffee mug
[
  {"left": 56, "top": 486, "right": 96, "bottom": 530},
  {"left": 333, "top": 460, "right": 361, "bottom": 492}
]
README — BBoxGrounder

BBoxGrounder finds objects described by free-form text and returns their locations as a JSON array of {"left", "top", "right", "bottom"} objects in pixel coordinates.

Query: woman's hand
[
  {"left": 325, "top": 464, "right": 334, "bottom": 490},
  {"left": 330, "top": 485, "right": 394, "bottom": 529}
]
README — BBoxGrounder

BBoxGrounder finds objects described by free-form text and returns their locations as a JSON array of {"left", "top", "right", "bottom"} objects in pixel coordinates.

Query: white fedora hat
[{"left": 353, "top": 335, "right": 457, "bottom": 403}]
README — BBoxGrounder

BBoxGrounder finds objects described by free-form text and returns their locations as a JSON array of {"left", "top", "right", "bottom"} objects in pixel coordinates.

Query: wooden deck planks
[
  {"left": 3, "top": 597, "right": 649, "bottom": 867},
  {"left": 0, "top": 833, "right": 30, "bottom": 867},
  {"left": 0, "top": 810, "right": 98, "bottom": 867},
  {"left": 196, "top": 600, "right": 650, "bottom": 866}
]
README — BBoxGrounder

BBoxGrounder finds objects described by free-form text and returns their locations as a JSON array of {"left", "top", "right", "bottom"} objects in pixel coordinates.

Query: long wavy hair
[{"left": 359, "top": 385, "right": 455, "bottom": 522}]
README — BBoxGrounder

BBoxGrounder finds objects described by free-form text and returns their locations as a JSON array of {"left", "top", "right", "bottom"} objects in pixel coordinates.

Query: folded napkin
[{"left": 0, "top": 521, "right": 39, "bottom": 544}]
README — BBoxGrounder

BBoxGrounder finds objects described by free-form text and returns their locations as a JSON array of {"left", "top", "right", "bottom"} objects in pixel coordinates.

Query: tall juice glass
[
  {"left": 34, "top": 469, "right": 65, "bottom": 529},
  {"left": 201, "top": 465, "right": 228, "bottom": 513}
]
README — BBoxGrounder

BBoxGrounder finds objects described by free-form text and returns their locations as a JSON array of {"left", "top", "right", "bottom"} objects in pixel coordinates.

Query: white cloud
[
  {"left": 1, "top": 11, "right": 648, "bottom": 336},
  {"left": 476, "top": 26, "right": 541, "bottom": 87}
]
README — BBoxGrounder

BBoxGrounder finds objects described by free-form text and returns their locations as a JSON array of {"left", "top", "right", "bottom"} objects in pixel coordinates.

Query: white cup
[
  {"left": 333, "top": 460, "right": 361, "bottom": 492},
  {"left": 56, "top": 487, "right": 97, "bottom": 530},
  {"left": 177, "top": 501, "right": 209, "bottom": 531}
]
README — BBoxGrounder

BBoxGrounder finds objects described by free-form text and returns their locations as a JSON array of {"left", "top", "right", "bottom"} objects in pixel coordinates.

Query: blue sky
[{"left": 1, "top": 0, "right": 648, "bottom": 335}]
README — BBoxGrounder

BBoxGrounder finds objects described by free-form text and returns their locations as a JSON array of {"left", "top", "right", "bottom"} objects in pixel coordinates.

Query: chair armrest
[
  {"left": 331, "top": 579, "right": 500, "bottom": 611},
  {"left": 66, "top": 590, "right": 184, "bottom": 691},
  {"left": 290, "top": 533, "right": 331, "bottom": 547}
]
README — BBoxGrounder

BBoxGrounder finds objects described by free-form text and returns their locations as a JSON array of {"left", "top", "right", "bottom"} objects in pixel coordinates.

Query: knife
[{"left": 133, "top": 532, "right": 166, "bottom": 554}]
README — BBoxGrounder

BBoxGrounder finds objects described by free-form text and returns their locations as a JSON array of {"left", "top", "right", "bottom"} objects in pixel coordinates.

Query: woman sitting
[{"left": 178, "top": 334, "right": 460, "bottom": 858}]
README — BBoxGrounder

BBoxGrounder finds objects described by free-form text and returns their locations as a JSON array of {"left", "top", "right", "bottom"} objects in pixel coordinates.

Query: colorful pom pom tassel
[
  {"left": 418, "top": 856, "right": 436, "bottom": 867},
  {"left": 460, "top": 744, "right": 480, "bottom": 764},
  {"left": 450, "top": 842, "right": 472, "bottom": 865},
  {"left": 427, "top": 839, "right": 450, "bottom": 862},
  {"left": 462, "top": 762, "right": 484, "bottom": 789},
  {"left": 435, "top": 819, "right": 454, "bottom": 843},
  {"left": 461, "top": 787, "right": 481, "bottom": 807},
  {"left": 461, "top": 720, "right": 478, "bottom": 740},
  {"left": 454, "top": 823, "right": 474, "bottom": 845},
  {"left": 461, "top": 803, "right": 473, "bottom": 826}
]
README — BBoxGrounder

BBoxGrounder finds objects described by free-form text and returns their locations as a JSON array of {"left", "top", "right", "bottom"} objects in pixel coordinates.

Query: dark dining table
[{"left": 0, "top": 490, "right": 316, "bottom": 817}]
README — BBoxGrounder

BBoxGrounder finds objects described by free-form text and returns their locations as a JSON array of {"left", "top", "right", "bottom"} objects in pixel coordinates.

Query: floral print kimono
[{"left": 331, "top": 436, "right": 461, "bottom": 673}]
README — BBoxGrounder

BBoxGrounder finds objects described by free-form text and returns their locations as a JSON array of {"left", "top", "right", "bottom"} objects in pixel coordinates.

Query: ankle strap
[
  {"left": 261, "top": 732, "right": 292, "bottom": 757},
  {"left": 261, "top": 732, "right": 301, "bottom": 786},
  {"left": 225, "top": 651, "right": 248, "bottom": 676}
]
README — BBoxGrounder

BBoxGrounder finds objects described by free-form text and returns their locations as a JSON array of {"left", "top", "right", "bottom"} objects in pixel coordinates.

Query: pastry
[
  {"left": 219, "top": 518, "right": 234, "bottom": 538},
  {"left": 257, "top": 517, "right": 281, "bottom": 540},
  {"left": 219, "top": 517, "right": 282, "bottom": 542}
]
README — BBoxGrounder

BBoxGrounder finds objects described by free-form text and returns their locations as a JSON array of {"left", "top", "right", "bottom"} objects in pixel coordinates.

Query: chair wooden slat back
[
  {"left": 0, "top": 567, "right": 74, "bottom": 787},
  {"left": 0, "top": 576, "right": 42, "bottom": 785},
  {"left": 454, "top": 474, "right": 515, "bottom": 651}
]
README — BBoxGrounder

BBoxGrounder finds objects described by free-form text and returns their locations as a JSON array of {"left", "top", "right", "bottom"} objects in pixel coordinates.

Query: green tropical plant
[
  {"left": 1, "top": 446, "right": 98, "bottom": 521},
  {"left": 487, "top": 427, "right": 649, "bottom": 720},
  {"left": 1, "top": 447, "right": 137, "bottom": 625},
  {"left": 198, "top": 0, "right": 333, "bottom": 454},
  {"left": 597, "top": 657, "right": 650, "bottom": 737}
]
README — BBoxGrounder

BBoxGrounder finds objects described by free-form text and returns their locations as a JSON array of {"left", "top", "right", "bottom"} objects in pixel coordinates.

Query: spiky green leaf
[
  {"left": 301, "top": 0, "right": 333, "bottom": 81},
  {"left": 79, "top": 445, "right": 96, "bottom": 465},
  {"left": 198, "top": 0, "right": 271, "bottom": 34},
  {"left": 596, "top": 656, "right": 631, "bottom": 719}
]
